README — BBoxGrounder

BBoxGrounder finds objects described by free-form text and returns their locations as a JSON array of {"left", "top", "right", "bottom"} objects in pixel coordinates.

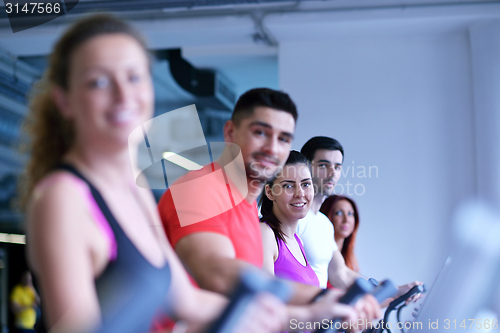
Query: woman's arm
[
  {"left": 140, "top": 187, "right": 228, "bottom": 326},
  {"left": 27, "top": 176, "right": 102, "bottom": 333},
  {"left": 152, "top": 212, "right": 287, "bottom": 333},
  {"left": 165, "top": 253, "right": 287, "bottom": 333},
  {"left": 259, "top": 223, "right": 279, "bottom": 275},
  {"left": 165, "top": 248, "right": 227, "bottom": 325}
]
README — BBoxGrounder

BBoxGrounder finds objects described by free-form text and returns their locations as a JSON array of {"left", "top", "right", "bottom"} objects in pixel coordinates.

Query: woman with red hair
[
  {"left": 320, "top": 195, "right": 360, "bottom": 273},
  {"left": 321, "top": 195, "right": 425, "bottom": 305}
]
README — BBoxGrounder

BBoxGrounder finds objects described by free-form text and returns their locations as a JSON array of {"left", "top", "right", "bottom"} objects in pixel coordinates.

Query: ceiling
[
  {"left": 0, "top": 0, "right": 497, "bottom": 96},
  {"left": 1, "top": 0, "right": 499, "bottom": 53}
]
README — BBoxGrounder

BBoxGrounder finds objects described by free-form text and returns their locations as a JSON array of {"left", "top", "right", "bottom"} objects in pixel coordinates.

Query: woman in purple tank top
[{"left": 259, "top": 151, "right": 320, "bottom": 287}]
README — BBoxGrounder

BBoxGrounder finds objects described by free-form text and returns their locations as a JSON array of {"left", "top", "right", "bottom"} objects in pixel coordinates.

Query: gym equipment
[
  {"left": 365, "top": 284, "right": 426, "bottom": 333},
  {"left": 315, "top": 278, "right": 398, "bottom": 333},
  {"left": 205, "top": 268, "right": 291, "bottom": 333}
]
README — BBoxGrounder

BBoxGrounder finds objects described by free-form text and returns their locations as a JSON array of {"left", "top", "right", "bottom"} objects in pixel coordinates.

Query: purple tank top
[{"left": 274, "top": 234, "right": 320, "bottom": 287}]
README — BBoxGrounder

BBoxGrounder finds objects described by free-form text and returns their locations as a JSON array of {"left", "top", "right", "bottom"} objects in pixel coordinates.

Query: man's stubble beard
[
  {"left": 322, "top": 184, "right": 335, "bottom": 197},
  {"left": 312, "top": 177, "right": 336, "bottom": 198},
  {"left": 246, "top": 162, "right": 279, "bottom": 183}
]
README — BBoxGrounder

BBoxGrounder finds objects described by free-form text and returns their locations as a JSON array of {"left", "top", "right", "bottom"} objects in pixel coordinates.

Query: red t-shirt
[{"left": 158, "top": 162, "right": 263, "bottom": 268}]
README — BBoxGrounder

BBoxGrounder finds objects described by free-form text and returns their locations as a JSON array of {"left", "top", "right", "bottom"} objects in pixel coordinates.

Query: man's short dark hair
[
  {"left": 231, "top": 88, "right": 298, "bottom": 126},
  {"left": 301, "top": 136, "right": 344, "bottom": 162}
]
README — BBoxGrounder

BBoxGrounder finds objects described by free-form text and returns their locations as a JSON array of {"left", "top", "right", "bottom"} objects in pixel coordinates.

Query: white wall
[
  {"left": 470, "top": 20, "right": 500, "bottom": 206},
  {"left": 279, "top": 32, "right": 476, "bottom": 285}
]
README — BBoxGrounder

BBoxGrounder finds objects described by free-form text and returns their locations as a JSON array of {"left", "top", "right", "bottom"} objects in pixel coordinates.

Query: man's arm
[
  {"left": 175, "top": 232, "right": 248, "bottom": 295},
  {"left": 175, "top": 231, "right": 330, "bottom": 306},
  {"left": 174, "top": 231, "right": 382, "bottom": 330},
  {"left": 325, "top": 247, "right": 423, "bottom": 307},
  {"left": 380, "top": 281, "right": 424, "bottom": 308},
  {"left": 327, "top": 250, "right": 364, "bottom": 290}
]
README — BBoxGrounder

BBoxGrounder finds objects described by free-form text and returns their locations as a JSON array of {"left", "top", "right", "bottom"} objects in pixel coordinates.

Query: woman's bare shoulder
[
  {"left": 259, "top": 221, "right": 274, "bottom": 235},
  {"left": 31, "top": 171, "right": 87, "bottom": 204},
  {"left": 27, "top": 171, "right": 90, "bottom": 245},
  {"left": 259, "top": 223, "right": 278, "bottom": 250}
]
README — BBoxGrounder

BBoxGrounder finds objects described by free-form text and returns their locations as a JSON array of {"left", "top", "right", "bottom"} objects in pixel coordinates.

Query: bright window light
[
  {"left": 162, "top": 152, "right": 203, "bottom": 171},
  {"left": 0, "top": 233, "right": 26, "bottom": 244}
]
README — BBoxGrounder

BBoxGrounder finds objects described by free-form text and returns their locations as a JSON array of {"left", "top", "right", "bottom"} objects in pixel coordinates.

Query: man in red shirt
[{"left": 159, "top": 88, "right": 380, "bottom": 329}]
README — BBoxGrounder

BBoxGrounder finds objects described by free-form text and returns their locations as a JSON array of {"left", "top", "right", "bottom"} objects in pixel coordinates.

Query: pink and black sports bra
[{"left": 37, "top": 164, "right": 171, "bottom": 333}]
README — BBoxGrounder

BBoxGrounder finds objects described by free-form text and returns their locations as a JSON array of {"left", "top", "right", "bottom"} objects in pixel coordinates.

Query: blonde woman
[{"left": 21, "top": 14, "right": 284, "bottom": 333}]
